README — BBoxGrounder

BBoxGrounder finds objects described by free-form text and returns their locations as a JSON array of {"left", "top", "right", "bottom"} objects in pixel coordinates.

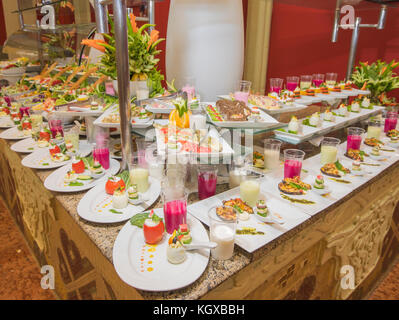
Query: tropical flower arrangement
[
  {"left": 351, "top": 60, "right": 399, "bottom": 106},
  {"left": 81, "top": 13, "right": 165, "bottom": 97}
]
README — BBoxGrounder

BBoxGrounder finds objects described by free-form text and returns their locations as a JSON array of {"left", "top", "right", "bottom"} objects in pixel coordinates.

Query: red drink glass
[
  {"left": 270, "top": 78, "right": 283, "bottom": 95},
  {"left": 347, "top": 127, "right": 365, "bottom": 151},
  {"left": 384, "top": 111, "right": 398, "bottom": 132},
  {"left": 286, "top": 76, "right": 299, "bottom": 91},
  {"left": 197, "top": 165, "right": 218, "bottom": 200},
  {"left": 283, "top": 149, "right": 305, "bottom": 179}
]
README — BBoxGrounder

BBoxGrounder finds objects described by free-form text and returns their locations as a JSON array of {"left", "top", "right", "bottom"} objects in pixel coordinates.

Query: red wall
[
  {"left": 0, "top": 0, "right": 6, "bottom": 46},
  {"left": 266, "top": 2, "right": 399, "bottom": 99}
]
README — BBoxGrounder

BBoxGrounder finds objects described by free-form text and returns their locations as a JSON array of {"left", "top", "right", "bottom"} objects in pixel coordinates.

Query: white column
[{"left": 165, "top": 0, "right": 244, "bottom": 101}]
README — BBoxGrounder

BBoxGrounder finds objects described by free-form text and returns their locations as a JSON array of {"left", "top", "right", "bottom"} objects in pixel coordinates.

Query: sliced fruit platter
[
  {"left": 77, "top": 170, "right": 161, "bottom": 224},
  {"left": 205, "top": 99, "right": 280, "bottom": 128}
]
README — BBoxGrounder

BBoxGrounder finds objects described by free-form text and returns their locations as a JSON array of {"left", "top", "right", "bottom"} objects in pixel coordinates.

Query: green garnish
[
  {"left": 280, "top": 194, "right": 315, "bottom": 204},
  {"left": 329, "top": 177, "right": 351, "bottom": 184},
  {"left": 42, "top": 163, "right": 49, "bottom": 166},
  {"left": 117, "top": 170, "right": 131, "bottom": 189},
  {"left": 302, "top": 118, "right": 317, "bottom": 127},
  {"left": 236, "top": 228, "right": 265, "bottom": 235},
  {"left": 289, "top": 182, "right": 309, "bottom": 191},
  {"left": 28, "top": 147, "right": 34, "bottom": 150},
  {"left": 68, "top": 181, "right": 84, "bottom": 187},
  {"left": 130, "top": 212, "right": 163, "bottom": 228},
  {"left": 109, "top": 209, "right": 123, "bottom": 214}
]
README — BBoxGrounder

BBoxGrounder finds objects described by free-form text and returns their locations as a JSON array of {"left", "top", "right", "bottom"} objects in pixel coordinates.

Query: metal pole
[
  {"left": 148, "top": 0, "right": 155, "bottom": 31},
  {"left": 331, "top": 0, "right": 341, "bottom": 43},
  {"left": 113, "top": 0, "right": 132, "bottom": 171},
  {"left": 17, "top": 0, "right": 25, "bottom": 29},
  {"left": 346, "top": 17, "right": 361, "bottom": 82}
]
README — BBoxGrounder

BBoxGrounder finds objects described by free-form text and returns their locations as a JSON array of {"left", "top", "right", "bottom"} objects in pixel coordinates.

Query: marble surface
[{"left": 3, "top": 131, "right": 399, "bottom": 299}]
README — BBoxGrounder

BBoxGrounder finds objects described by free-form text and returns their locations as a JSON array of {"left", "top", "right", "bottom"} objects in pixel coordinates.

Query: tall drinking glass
[
  {"left": 129, "top": 155, "right": 149, "bottom": 193},
  {"left": 270, "top": 78, "right": 284, "bottom": 95},
  {"left": 208, "top": 206, "right": 237, "bottom": 260},
  {"left": 367, "top": 119, "right": 382, "bottom": 139},
  {"left": 284, "top": 149, "right": 305, "bottom": 179},
  {"left": 182, "top": 76, "right": 196, "bottom": 102},
  {"left": 384, "top": 111, "right": 398, "bottom": 133},
  {"left": 300, "top": 75, "right": 313, "bottom": 90},
  {"left": 64, "top": 125, "right": 80, "bottom": 153},
  {"left": 93, "top": 145, "right": 110, "bottom": 170},
  {"left": 162, "top": 182, "right": 187, "bottom": 234},
  {"left": 48, "top": 117, "right": 64, "bottom": 139},
  {"left": 326, "top": 73, "right": 338, "bottom": 86},
  {"left": 286, "top": 76, "right": 299, "bottom": 91},
  {"left": 240, "top": 178, "right": 260, "bottom": 207},
  {"left": 197, "top": 165, "right": 218, "bottom": 200},
  {"left": 320, "top": 137, "right": 340, "bottom": 165},
  {"left": 234, "top": 80, "right": 251, "bottom": 104},
  {"left": 347, "top": 127, "right": 365, "bottom": 151},
  {"left": 264, "top": 139, "right": 282, "bottom": 170},
  {"left": 312, "top": 74, "right": 325, "bottom": 87}
]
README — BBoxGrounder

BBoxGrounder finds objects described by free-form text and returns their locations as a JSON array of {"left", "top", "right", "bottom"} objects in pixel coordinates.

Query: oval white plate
[
  {"left": 21, "top": 142, "right": 92, "bottom": 169},
  {"left": 0, "top": 126, "right": 30, "bottom": 140},
  {"left": 113, "top": 209, "right": 210, "bottom": 291},
  {"left": 77, "top": 177, "right": 161, "bottom": 224},
  {"left": 0, "top": 117, "right": 15, "bottom": 129},
  {"left": 44, "top": 159, "right": 120, "bottom": 193},
  {"left": 11, "top": 137, "right": 44, "bottom": 153}
]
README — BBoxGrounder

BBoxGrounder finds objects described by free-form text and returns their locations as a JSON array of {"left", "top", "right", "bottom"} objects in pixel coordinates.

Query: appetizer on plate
[
  {"left": 344, "top": 149, "right": 365, "bottom": 162},
  {"left": 370, "top": 146, "right": 383, "bottom": 160},
  {"left": 253, "top": 151, "right": 265, "bottom": 169},
  {"left": 351, "top": 161, "right": 363, "bottom": 176},
  {"left": 89, "top": 160, "right": 105, "bottom": 179},
  {"left": 178, "top": 224, "right": 192, "bottom": 244},
  {"left": 128, "top": 184, "right": 142, "bottom": 205},
  {"left": 255, "top": 200, "right": 269, "bottom": 222},
  {"left": 64, "top": 170, "right": 78, "bottom": 184},
  {"left": 143, "top": 210, "right": 164, "bottom": 245},
  {"left": 389, "top": 136, "right": 399, "bottom": 148},
  {"left": 223, "top": 198, "right": 253, "bottom": 221},
  {"left": 105, "top": 175, "right": 125, "bottom": 195},
  {"left": 303, "top": 112, "right": 321, "bottom": 127},
  {"left": 288, "top": 116, "right": 300, "bottom": 134},
  {"left": 112, "top": 187, "right": 128, "bottom": 209},
  {"left": 364, "top": 138, "right": 384, "bottom": 148},
  {"left": 216, "top": 206, "right": 237, "bottom": 221},
  {"left": 214, "top": 99, "right": 254, "bottom": 122},
  {"left": 320, "top": 161, "right": 351, "bottom": 177},
  {"left": 248, "top": 94, "right": 280, "bottom": 110},
  {"left": 72, "top": 157, "right": 85, "bottom": 174},
  {"left": 167, "top": 231, "right": 186, "bottom": 264},
  {"left": 336, "top": 104, "right": 349, "bottom": 117},
  {"left": 386, "top": 129, "right": 399, "bottom": 138},
  {"left": 312, "top": 175, "right": 330, "bottom": 195},
  {"left": 323, "top": 109, "right": 335, "bottom": 122},
  {"left": 278, "top": 177, "right": 311, "bottom": 195},
  {"left": 350, "top": 101, "right": 360, "bottom": 113}
]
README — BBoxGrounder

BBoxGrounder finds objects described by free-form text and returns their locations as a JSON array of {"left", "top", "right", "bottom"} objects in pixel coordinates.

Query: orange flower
[
  {"left": 380, "top": 66, "right": 387, "bottom": 75},
  {"left": 147, "top": 29, "right": 159, "bottom": 51},
  {"left": 130, "top": 13, "right": 138, "bottom": 33},
  {"left": 81, "top": 39, "right": 106, "bottom": 52}
]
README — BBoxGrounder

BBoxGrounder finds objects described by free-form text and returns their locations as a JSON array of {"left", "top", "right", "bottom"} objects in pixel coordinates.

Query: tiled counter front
[{"left": 1, "top": 136, "right": 399, "bottom": 300}]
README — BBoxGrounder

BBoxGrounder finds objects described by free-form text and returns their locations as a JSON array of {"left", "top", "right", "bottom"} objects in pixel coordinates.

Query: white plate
[
  {"left": 77, "top": 177, "right": 161, "bottom": 223},
  {"left": 113, "top": 209, "right": 210, "bottom": 291},
  {"left": 0, "top": 126, "right": 30, "bottom": 140},
  {"left": 188, "top": 187, "right": 310, "bottom": 253},
  {"left": 44, "top": 159, "right": 120, "bottom": 192},
  {"left": 205, "top": 102, "right": 280, "bottom": 129},
  {"left": 0, "top": 117, "right": 15, "bottom": 128},
  {"left": 21, "top": 141, "right": 92, "bottom": 169},
  {"left": 94, "top": 104, "right": 154, "bottom": 129},
  {"left": 11, "top": 137, "right": 44, "bottom": 153}
]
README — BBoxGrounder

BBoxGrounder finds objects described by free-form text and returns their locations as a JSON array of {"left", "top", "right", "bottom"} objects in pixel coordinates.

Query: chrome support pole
[
  {"left": 331, "top": 0, "right": 341, "bottom": 43},
  {"left": 94, "top": 0, "right": 110, "bottom": 34},
  {"left": 377, "top": 5, "right": 387, "bottom": 30},
  {"left": 148, "top": 0, "right": 155, "bottom": 31},
  {"left": 346, "top": 17, "right": 361, "bottom": 81},
  {"left": 113, "top": 0, "right": 132, "bottom": 171},
  {"left": 17, "top": 0, "right": 25, "bottom": 29}
]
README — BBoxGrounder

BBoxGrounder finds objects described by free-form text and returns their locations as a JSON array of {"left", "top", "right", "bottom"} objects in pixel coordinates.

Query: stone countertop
[{"left": 3, "top": 126, "right": 399, "bottom": 300}]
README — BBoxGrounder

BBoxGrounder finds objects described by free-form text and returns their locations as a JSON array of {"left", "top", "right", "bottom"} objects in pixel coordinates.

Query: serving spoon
[{"left": 184, "top": 242, "right": 218, "bottom": 251}]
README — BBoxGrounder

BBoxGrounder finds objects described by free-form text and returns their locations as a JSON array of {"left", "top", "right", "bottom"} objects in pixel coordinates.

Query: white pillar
[{"left": 166, "top": 0, "right": 244, "bottom": 101}]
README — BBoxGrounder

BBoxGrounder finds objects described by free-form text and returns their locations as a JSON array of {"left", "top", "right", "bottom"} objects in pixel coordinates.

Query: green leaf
[
  {"left": 68, "top": 182, "right": 84, "bottom": 187},
  {"left": 130, "top": 212, "right": 163, "bottom": 228},
  {"left": 109, "top": 209, "right": 123, "bottom": 214}
]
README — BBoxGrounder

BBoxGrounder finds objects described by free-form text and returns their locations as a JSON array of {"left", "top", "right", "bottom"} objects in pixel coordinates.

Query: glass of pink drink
[
  {"left": 384, "top": 111, "right": 398, "bottom": 132},
  {"left": 347, "top": 127, "right": 365, "bottom": 151},
  {"left": 312, "top": 74, "right": 325, "bottom": 87},
  {"left": 49, "top": 119, "right": 63, "bottom": 138},
  {"left": 197, "top": 165, "right": 218, "bottom": 200},
  {"left": 93, "top": 147, "right": 110, "bottom": 169},
  {"left": 284, "top": 149, "right": 305, "bottom": 179},
  {"left": 234, "top": 80, "right": 252, "bottom": 104},
  {"left": 270, "top": 78, "right": 284, "bottom": 95},
  {"left": 162, "top": 183, "right": 187, "bottom": 234},
  {"left": 286, "top": 76, "right": 299, "bottom": 91},
  {"left": 182, "top": 76, "right": 196, "bottom": 101}
]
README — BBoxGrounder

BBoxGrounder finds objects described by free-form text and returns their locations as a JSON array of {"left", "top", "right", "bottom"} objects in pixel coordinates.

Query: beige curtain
[{"left": 244, "top": 0, "right": 274, "bottom": 94}]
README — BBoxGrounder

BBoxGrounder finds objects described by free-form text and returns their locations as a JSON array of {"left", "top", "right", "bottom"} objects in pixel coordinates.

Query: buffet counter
[{"left": 1, "top": 126, "right": 399, "bottom": 300}]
